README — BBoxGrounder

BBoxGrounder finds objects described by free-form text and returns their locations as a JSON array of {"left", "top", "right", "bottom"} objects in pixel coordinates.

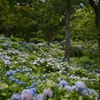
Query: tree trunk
[
  {"left": 89, "top": 0, "right": 100, "bottom": 49},
  {"left": 45, "top": 20, "right": 51, "bottom": 47},
  {"left": 98, "top": 37, "right": 100, "bottom": 49},
  {"left": 64, "top": 0, "right": 70, "bottom": 62},
  {"left": 4, "top": 25, "right": 12, "bottom": 38},
  {"left": 46, "top": 29, "right": 51, "bottom": 47},
  {"left": 95, "top": 8, "right": 100, "bottom": 49},
  {"left": 24, "top": 36, "right": 30, "bottom": 43},
  {"left": 95, "top": 8, "right": 100, "bottom": 29},
  {"left": 4, "top": 31, "right": 10, "bottom": 38}
]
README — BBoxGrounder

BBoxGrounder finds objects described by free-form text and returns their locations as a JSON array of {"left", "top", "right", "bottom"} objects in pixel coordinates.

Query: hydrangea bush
[{"left": 0, "top": 37, "right": 99, "bottom": 100}]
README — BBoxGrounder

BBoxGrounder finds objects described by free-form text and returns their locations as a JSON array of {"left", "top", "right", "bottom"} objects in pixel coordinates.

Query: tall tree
[
  {"left": 64, "top": 0, "right": 70, "bottom": 62},
  {"left": 37, "top": 0, "right": 65, "bottom": 47},
  {"left": 13, "top": 4, "right": 37, "bottom": 42},
  {"left": 0, "top": 0, "right": 13, "bottom": 37},
  {"left": 89, "top": 0, "right": 100, "bottom": 49}
]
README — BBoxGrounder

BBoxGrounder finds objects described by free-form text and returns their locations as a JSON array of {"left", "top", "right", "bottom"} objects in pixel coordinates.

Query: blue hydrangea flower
[
  {"left": 31, "top": 83, "right": 36, "bottom": 87},
  {"left": 57, "top": 78, "right": 62, "bottom": 82},
  {"left": 22, "top": 68, "right": 29, "bottom": 73},
  {"left": 67, "top": 73, "right": 70, "bottom": 76},
  {"left": 11, "top": 78, "right": 17, "bottom": 82},
  {"left": 7, "top": 48, "right": 11, "bottom": 52},
  {"left": 12, "top": 71, "right": 16, "bottom": 74},
  {"left": 2, "top": 43, "right": 8, "bottom": 47},
  {"left": 45, "top": 78, "right": 48, "bottom": 82},
  {"left": 15, "top": 79, "right": 19, "bottom": 83},
  {"left": 75, "top": 81, "right": 86, "bottom": 92},
  {"left": 9, "top": 76, "right": 13, "bottom": 80},
  {"left": 38, "top": 79, "right": 41, "bottom": 82},
  {"left": 30, "top": 88, "right": 36, "bottom": 92},
  {"left": 6, "top": 70, "right": 13, "bottom": 76},
  {"left": 59, "top": 80, "right": 68, "bottom": 86},
  {"left": 26, "top": 86, "right": 29, "bottom": 89},
  {"left": 21, "top": 89, "right": 34, "bottom": 96},
  {"left": 16, "top": 69, "right": 20, "bottom": 73},
  {"left": 11, "top": 93, "right": 21, "bottom": 100},
  {"left": 18, "top": 81, "right": 24, "bottom": 85},
  {"left": 1, "top": 55, "right": 5, "bottom": 59}
]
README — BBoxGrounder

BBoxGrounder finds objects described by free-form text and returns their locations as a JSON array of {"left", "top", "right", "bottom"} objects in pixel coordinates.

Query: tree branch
[
  {"left": 89, "top": 0, "right": 97, "bottom": 10},
  {"left": 99, "top": 0, "right": 100, "bottom": 7}
]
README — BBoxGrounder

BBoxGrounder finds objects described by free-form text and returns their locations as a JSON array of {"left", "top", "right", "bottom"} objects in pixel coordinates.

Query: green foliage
[
  {"left": 0, "top": 0, "right": 98, "bottom": 45},
  {"left": 11, "top": 5, "right": 37, "bottom": 41},
  {"left": 70, "top": 6, "right": 97, "bottom": 41},
  {"left": 71, "top": 46, "right": 83, "bottom": 57}
]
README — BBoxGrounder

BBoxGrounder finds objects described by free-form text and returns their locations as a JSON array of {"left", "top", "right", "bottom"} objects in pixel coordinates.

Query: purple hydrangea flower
[
  {"left": 36, "top": 95, "right": 43, "bottom": 100},
  {"left": 71, "top": 85, "right": 76, "bottom": 90},
  {"left": 42, "top": 89, "right": 53, "bottom": 98},
  {"left": 81, "top": 89, "right": 88, "bottom": 96},
  {"left": 75, "top": 81, "right": 86, "bottom": 92},
  {"left": 87, "top": 88, "right": 97, "bottom": 95},
  {"left": 21, "top": 93, "right": 34, "bottom": 100},
  {"left": 56, "top": 83, "right": 62, "bottom": 88},
  {"left": 64, "top": 85, "right": 73, "bottom": 92},
  {"left": 11, "top": 93, "right": 21, "bottom": 100}
]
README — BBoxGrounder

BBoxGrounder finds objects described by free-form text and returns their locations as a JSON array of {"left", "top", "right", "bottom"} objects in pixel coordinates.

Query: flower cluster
[
  {"left": 56, "top": 80, "right": 98, "bottom": 97},
  {"left": 7, "top": 88, "right": 37, "bottom": 100},
  {"left": 36, "top": 89, "right": 53, "bottom": 100},
  {"left": 0, "top": 37, "right": 99, "bottom": 100}
]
